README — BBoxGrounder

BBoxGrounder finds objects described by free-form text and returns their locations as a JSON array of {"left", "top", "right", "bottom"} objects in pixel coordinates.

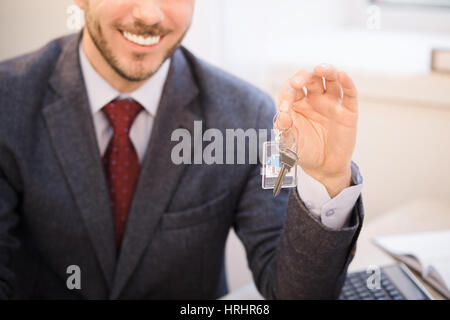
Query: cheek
[
  {"left": 96, "top": 0, "right": 132, "bottom": 27},
  {"left": 165, "top": 2, "right": 194, "bottom": 33}
]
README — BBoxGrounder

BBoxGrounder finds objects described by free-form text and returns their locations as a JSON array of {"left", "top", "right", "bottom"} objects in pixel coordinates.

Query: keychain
[{"left": 261, "top": 111, "right": 299, "bottom": 196}]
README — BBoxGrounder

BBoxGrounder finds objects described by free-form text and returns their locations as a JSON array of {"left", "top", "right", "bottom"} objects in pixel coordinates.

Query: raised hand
[{"left": 275, "top": 64, "right": 359, "bottom": 197}]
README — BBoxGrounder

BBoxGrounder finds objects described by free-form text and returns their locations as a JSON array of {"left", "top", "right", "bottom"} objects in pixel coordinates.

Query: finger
[
  {"left": 278, "top": 80, "right": 303, "bottom": 106},
  {"left": 274, "top": 101, "right": 292, "bottom": 131},
  {"left": 304, "top": 74, "right": 325, "bottom": 96},
  {"left": 314, "top": 64, "right": 341, "bottom": 98},
  {"left": 291, "top": 99, "right": 312, "bottom": 114},
  {"left": 291, "top": 70, "right": 323, "bottom": 96},
  {"left": 289, "top": 71, "right": 313, "bottom": 98},
  {"left": 338, "top": 71, "right": 358, "bottom": 112}
]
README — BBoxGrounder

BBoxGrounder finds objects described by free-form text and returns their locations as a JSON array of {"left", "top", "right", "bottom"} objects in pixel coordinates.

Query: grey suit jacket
[{"left": 0, "top": 34, "right": 364, "bottom": 299}]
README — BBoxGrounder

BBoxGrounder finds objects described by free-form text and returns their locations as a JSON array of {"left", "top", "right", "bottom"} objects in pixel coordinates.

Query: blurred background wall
[{"left": 1, "top": 0, "right": 449, "bottom": 293}]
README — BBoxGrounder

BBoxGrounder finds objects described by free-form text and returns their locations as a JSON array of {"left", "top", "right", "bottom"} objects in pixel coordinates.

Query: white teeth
[{"left": 122, "top": 31, "right": 161, "bottom": 46}]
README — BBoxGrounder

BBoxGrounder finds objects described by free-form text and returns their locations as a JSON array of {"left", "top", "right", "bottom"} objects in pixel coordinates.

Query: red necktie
[{"left": 102, "top": 99, "right": 143, "bottom": 249}]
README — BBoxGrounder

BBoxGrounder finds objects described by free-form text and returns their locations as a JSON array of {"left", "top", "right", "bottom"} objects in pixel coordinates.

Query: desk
[
  {"left": 349, "top": 198, "right": 450, "bottom": 300},
  {"left": 222, "top": 198, "right": 450, "bottom": 300}
]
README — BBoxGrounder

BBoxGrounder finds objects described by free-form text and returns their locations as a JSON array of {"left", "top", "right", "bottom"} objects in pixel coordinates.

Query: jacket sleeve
[
  {"left": 232, "top": 94, "right": 364, "bottom": 299},
  {"left": 0, "top": 166, "right": 20, "bottom": 299}
]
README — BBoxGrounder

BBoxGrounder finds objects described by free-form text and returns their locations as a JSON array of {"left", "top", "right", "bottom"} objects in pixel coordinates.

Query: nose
[{"left": 132, "top": 0, "right": 164, "bottom": 25}]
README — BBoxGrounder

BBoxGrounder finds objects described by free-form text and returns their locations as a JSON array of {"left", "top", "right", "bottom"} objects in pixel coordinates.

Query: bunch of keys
[{"left": 261, "top": 111, "right": 299, "bottom": 197}]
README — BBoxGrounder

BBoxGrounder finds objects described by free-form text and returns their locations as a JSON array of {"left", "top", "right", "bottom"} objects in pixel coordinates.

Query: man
[{"left": 0, "top": 0, "right": 363, "bottom": 299}]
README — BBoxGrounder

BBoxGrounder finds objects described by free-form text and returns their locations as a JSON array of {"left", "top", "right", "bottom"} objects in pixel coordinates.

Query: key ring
[
  {"left": 273, "top": 111, "right": 293, "bottom": 136},
  {"left": 272, "top": 112, "right": 297, "bottom": 153}
]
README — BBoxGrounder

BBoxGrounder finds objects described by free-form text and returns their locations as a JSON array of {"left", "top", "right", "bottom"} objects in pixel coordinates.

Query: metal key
[
  {"left": 273, "top": 148, "right": 299, "bottom": 197},
  {"left": 270, "top": 110, "right": 298, "bottom": 196}
]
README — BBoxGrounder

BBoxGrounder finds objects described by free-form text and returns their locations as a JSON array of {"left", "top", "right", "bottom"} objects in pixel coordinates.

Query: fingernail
[
  {"left": 292, "top": 76, "right": 303, "bottom": 86},
  {"left": 280, "top": 101, "right": 290, "bottom": 112}
]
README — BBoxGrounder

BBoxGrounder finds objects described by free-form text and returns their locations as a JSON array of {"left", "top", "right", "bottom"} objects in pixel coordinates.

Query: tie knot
[{"left": 103, "top": 99, "right": 143, "bottom": 135}]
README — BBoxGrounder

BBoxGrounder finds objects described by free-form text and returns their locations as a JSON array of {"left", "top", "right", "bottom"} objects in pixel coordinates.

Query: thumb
[{"left": 274, "top": 101, "right": 292, "bottom": 131}]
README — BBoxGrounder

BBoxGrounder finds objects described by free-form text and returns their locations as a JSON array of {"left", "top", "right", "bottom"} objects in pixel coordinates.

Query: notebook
[{"left": 373, "top": 230, "right": 450, "bottom": 299}]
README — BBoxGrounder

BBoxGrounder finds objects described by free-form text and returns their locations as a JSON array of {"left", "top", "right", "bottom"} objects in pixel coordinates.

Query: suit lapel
[
  {"left": 110, "top": 48, "right": 200, "bottom": 299},
  {"left": 42, "top": 34, "right": 117, "bottom": 289}
]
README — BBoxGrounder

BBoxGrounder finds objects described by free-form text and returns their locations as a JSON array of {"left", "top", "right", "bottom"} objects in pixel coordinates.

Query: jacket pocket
[{"left": 160, "top": 190, "right": 231, "bottom": 230}]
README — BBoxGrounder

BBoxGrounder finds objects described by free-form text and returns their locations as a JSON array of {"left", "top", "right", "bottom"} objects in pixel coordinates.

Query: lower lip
[{"left": 119, "top": 31, "right": 165, "bottom": 52}]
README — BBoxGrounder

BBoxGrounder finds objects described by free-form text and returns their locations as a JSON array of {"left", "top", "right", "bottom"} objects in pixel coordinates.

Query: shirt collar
[{"left": 78, "top": 44, "right": 170, "bottom": 117}]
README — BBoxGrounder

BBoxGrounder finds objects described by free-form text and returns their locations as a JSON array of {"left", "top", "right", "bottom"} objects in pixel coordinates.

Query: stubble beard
[{"left": 84, "top": 9, "right": 188, "bottom": 82}]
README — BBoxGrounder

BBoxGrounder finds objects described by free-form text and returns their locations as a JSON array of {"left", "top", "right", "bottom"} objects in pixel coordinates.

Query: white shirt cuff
[{"left": 296, "top": 165, "right": 363, "bottom": 230}]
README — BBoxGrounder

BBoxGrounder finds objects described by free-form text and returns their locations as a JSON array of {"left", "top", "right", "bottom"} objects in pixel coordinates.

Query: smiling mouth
[{"left": 121, "top": 30, "right": 162, "bottom": 46}]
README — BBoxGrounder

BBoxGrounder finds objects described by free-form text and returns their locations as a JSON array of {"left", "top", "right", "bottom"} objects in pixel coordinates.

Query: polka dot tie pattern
[{"left": 102, "top": 99, "right": 143, "bottom": 250}]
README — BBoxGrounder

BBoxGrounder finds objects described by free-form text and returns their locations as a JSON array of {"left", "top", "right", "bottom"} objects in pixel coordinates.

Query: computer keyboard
[{"left": 340, "top": 269, "right": 405, "bottom": 300}]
